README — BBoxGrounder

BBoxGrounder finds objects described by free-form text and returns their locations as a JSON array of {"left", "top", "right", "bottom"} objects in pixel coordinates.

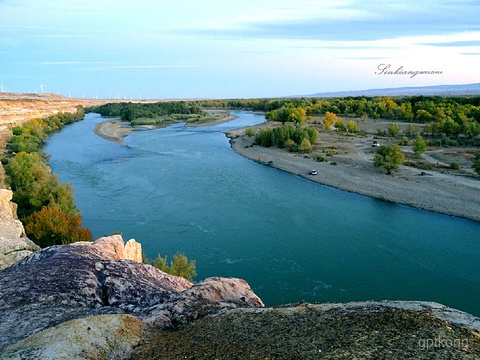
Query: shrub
[
  {"left": 326, "top": 148, "right": 338, "bottom": 156},
  {"left": 316, "top": 154, "right": 326, "bottom": 162},
  {"left": 388, "top": 122, "right": 399, "bottom": 136},
  {"left": 145, "top": 253, "right": 196, "bottom": 281},
  {"left": 245, "top": 128, "right": 255, "bottom": 137},
  {"left": 285, "top": 139, "right": 296, "bottom": 149},
  {"left": 474, "top": 152, "right": 480, "bottom": 174},
  {"left": 450, "top": 162, "right": 461, "bottom": 170},
  {"left": 398, "top": 136, "right": 410, "bottom": 146}
]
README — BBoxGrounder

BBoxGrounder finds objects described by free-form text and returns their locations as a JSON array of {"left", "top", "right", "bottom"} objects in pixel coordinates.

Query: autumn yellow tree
[
  {"left": 346, "top": 120, "right": 360, "bottom": 133},
  {"left": 23, "top": 203, "right": 92, "bottom": 248},
  {"left": 324, "top": 112, "right": 339, "bottom": 130}
]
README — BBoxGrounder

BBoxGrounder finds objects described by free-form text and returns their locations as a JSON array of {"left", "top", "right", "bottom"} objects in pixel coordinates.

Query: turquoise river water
[{"left": 44, "top": 112, "right": 480, "bottom": 316}]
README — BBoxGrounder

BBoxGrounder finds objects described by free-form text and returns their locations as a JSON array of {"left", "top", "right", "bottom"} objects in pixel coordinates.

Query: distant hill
[{"left": 304, "top": 83, "right": 480, "bottom": 98}]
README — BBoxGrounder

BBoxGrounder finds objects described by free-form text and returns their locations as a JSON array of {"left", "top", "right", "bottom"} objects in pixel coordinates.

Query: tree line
[
  {"left": 193, "top": 96, "right": 480, "bottom": 139},
  {"left": 87, "top": 101, "right": 203, "bottom": 122},
  {"left": 1, "top": 106, "right": 92, "bottom": 247}
]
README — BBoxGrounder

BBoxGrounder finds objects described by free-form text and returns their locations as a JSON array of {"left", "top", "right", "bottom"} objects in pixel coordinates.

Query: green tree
[
  {"left": 374, "top": 145, "right": 405, "bottom": 175},
  {"left": 413, "top": 136, "right": 426, "bottom": 157},
  {"left": 388, "top": 122, "right": 399, "bottom": 136},
  {"left": 255, "top": 128, "right": 274, "bottom": 147}
]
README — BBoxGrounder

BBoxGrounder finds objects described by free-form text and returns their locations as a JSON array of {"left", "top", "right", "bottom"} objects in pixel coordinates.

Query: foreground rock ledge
[
  {"left": 1, "top": 236, "right": 479, "bottom": 359},
  {"left": 0, "top": 235, "right": 263, "bottom": 359}
]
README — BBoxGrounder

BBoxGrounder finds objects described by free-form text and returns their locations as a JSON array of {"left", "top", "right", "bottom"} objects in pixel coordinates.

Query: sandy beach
[{"left": 226, "top": 125, "right": 480, "bottom": 223}]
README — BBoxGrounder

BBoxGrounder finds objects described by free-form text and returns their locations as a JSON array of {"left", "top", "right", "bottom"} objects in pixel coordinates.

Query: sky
[{"left": 1, "top": 0, "right": 480, "bottom": 99}]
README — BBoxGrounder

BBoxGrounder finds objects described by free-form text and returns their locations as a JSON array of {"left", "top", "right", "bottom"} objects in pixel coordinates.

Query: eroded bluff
[{"left": 0, "top": 235, "right": 263, "bottom": 359}]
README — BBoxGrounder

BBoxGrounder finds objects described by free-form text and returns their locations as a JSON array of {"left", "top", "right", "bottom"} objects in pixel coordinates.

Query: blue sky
[{"left": 1, "top": 0, "right": 479, "bottom": 99}]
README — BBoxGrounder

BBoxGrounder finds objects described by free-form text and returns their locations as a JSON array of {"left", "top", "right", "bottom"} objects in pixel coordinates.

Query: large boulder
[
  {"left": 0, "top": 189, "right": 40, "bottom": 270},
  {"left": 0, "top": 235, "right": 264, "bottom": 355}
]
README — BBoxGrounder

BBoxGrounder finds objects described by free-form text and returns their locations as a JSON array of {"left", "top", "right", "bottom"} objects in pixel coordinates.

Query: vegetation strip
[{"left": 1, "top": 107, "right": 93, "bottom": 247}]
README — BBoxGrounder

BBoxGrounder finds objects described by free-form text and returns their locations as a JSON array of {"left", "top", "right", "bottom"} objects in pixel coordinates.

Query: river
[{"left": 44, "top": 112, "right": 480, "bottom": 316}]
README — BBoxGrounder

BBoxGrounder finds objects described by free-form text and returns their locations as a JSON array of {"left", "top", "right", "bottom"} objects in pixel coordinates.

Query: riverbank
[{"left": 226, "top": 125, "right": 480, "bottom": 223}]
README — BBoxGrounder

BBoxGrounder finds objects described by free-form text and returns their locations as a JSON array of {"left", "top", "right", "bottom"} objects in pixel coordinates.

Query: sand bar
[{"left": 94, "top": 120, "right": 134, "bottom": 146}]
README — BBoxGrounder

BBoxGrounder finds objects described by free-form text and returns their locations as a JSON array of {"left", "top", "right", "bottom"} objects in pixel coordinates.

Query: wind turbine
[
  {"left": 0, "top": 84, "right": 4, "bottom": 92},
  {"left": 68, "top": 91, "right": 71, "bottom": 98},
  {"left": 40, "top": 84, "right": 45, "bottom": 93}
]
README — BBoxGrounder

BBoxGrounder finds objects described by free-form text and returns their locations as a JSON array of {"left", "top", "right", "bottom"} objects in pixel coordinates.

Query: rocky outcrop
[
  {"left": 0, "top": 235, "right": 263, "bottom": 356},
  {"left": 0, "top": 189, "right": 40, "bottom": 270},
  {"left": 92, "top": 235, "right": 143, "bottom": 262}
]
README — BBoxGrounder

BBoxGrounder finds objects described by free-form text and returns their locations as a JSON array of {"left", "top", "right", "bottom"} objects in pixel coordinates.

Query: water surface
[{"left": 44, "top": 112, "right": 480, "bottom": 315}]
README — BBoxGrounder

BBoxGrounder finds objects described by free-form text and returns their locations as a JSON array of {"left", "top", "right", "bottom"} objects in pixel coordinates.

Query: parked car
[
  {"left": 266, "top": 160, "right": 273, "bottom": 166},
  {"left": 308, "top": 170, "right": 318, "bottom": 175},
  {"left": 371, "top": 141, "right": 380, "bottom": 147}
]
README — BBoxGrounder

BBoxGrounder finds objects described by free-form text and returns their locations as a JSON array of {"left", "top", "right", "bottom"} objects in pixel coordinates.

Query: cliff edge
[{"left": 0, "top": 189, "right": 40, "bottom": 269}]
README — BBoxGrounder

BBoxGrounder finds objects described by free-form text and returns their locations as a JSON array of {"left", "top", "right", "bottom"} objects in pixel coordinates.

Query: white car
[
  {"left": 371, "top": 141, "right": 380, "bottom": 147},
  {"left": 308, "top": 170, "right": 318, "bottom": 175}
]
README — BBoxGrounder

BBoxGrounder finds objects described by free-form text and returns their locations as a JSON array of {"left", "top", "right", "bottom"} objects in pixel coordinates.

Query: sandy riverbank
[{"left": 226, "top": 126, "right": 480, "bottom": 223}]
